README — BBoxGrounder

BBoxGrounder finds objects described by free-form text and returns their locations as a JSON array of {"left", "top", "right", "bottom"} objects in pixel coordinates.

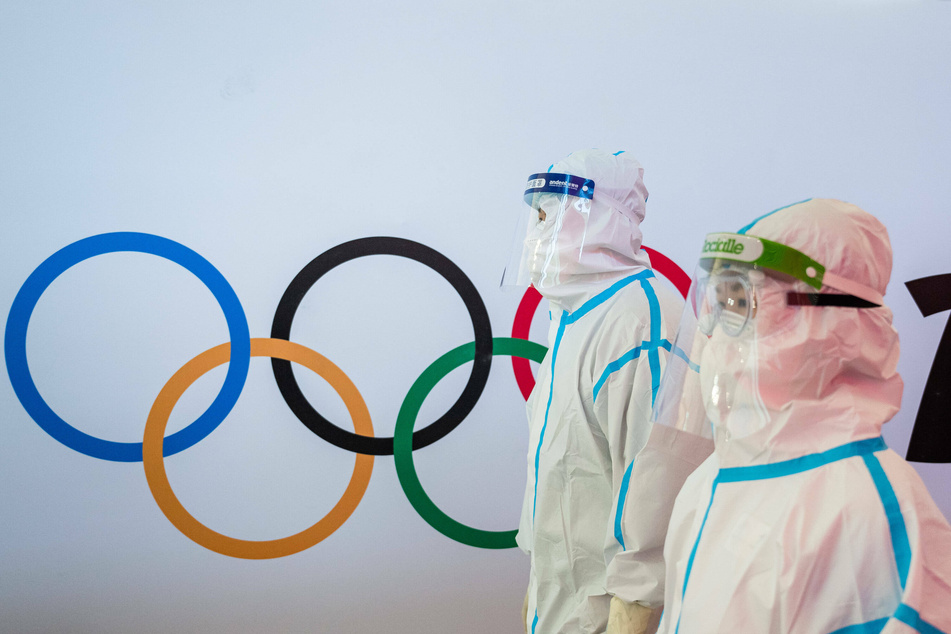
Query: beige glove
[
  {"left": 522, "top": 588, "right": 529, "bottom": 634},
  {"left": 606, "top": 596, "right": 657, "bottom": 634}
]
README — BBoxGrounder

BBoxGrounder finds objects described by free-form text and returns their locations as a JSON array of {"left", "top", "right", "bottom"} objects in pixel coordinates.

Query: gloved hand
[
  {"left": 606, "top": 596, "right": 656, "bottom": 634},
  {"left": 522, "top": 588, "right": 529, "bottom": 634}
]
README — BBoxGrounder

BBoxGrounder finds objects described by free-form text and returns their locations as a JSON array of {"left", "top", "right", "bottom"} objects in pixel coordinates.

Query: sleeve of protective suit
[
  {"left": 589, "top": 329, "right": 659, "bottom": 605},
  {"left": 591, "top": 302, "right": 714, "bottom": 612},
  {"left": 593, "top": 283, "right": 712, "bottom": 608},
  {"left": 604, "top": 423, "right": 713, "bottom": 608}
]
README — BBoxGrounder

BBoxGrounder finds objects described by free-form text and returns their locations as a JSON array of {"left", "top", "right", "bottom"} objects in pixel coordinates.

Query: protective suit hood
[
  {"left": 714, "top": 199, "right": 903, "bottom": 468},
  {"left": 529, "top": 149, "right": 653, "bottom": 312}
]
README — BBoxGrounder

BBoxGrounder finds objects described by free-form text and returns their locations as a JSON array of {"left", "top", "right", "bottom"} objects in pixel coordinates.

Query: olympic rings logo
[{"left": 5, "top": 232, "right": 688, "bottom": 559}]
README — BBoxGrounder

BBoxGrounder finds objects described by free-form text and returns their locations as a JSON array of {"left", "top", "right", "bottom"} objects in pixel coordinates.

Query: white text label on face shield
[
  {"left": 546, "top": 179, "right": 577, "bottom": 191},
  {"left": 701, "top": 233, "right": 764, "bottom": 262},
  {"left": 526, "top": 178, "right": 546, "bottom": 189}
]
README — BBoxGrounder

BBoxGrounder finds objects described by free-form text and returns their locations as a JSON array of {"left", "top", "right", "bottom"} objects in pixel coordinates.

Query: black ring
[{"left": 270, "top": 237, "right": 493, "bottom": 455}]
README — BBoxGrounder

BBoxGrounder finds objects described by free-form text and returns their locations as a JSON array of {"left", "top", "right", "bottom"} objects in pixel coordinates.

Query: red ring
[
  {"left": 509, "top": 246, "right": 690, "bottom": 400},
  {"left": 511, "top": 286, "right": 543, "bottom": 400},
  {"left": 642, "top": 246, "right": 691, "bottom": 298}
]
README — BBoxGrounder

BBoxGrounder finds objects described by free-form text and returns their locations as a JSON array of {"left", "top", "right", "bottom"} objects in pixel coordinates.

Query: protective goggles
[{"left": 696, "top": 233, "right": 884, "bottom": 337}]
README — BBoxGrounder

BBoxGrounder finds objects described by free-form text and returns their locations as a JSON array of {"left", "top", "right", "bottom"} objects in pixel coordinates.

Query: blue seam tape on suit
[
  {"left": 827, "top": 618, "right": 890, "bottom": 634},
  {"left": 737, "top": 198, "right": 813, "bottom": 235},
  {"left": 895, "top": 604, "right": 948, "bottom": 634},
  {"left": 614, "top": 458, "right": 636, "bottom": 549},
  {"left": 594, "top": 345, "right": 643, "bottom": 404},
  {"left": 862, "top": 453, "right": 911, "bottom": 588},
  {"left": 663, "top": 339, "right": 701, "bottom": 373},
  {"left": 829, "top": 604, "right": 948, "bottom": 634},
  {"left": 639, "top": 276, "right": 663, "bottom": 406},
  {"left": 675, "top": 480, "right": 719, "bottom": 634},
  {"left": 717, "top": 437, "right": 886, "bottom": 483}
]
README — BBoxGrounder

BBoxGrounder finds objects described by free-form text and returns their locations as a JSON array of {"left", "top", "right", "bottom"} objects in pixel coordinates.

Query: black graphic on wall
[{"left": 905, "top": 273, "right": 951, "bottom": 463}]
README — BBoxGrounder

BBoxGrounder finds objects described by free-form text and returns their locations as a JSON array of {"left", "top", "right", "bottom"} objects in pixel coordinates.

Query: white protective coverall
[
  {"left": 513, "top": 150, "right": 684, "bottom": 633},
  {"left": 658, "top": 199, "right": 951, "bottom": 633}
]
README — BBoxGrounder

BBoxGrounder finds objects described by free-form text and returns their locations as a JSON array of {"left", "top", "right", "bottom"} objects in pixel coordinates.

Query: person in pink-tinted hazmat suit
[{"left": 652, "top": 199, "right": 951, "bottom": 633}]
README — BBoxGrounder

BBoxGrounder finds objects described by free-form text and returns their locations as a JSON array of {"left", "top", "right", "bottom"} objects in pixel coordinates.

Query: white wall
[{"left": 1, "top": 1, "right": 949, "bottom": 632}]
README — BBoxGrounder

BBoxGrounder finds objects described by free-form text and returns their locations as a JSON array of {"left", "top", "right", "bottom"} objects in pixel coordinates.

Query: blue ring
[{"left": 4, "top": 232, "right": 251, "bottom": 462}]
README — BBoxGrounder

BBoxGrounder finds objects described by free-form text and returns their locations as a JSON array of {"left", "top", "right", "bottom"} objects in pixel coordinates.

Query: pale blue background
[{"left": 2, "top": 1, "right": 949, "bottom": 632}]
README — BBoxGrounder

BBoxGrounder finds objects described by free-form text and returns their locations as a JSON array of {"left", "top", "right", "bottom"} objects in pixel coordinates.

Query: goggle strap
[
  {"left": 820, "top": 271, "right": 884, "bottom": 306},
  {"left": 787, "top": 292, "right": 881, "bottom": 308}
]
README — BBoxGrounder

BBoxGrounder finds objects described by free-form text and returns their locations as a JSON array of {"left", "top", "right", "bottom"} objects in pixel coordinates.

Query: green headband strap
[{"left": 699, "top": 233, "right": 884, "bottom": 305}]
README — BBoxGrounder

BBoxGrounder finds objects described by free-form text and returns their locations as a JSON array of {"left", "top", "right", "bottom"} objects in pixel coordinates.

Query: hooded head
[
  {"left": 651, "top": 199, "right": 903, "bottom": 467},
  {"left": 517, "top": 149, "right": 652, "bottom": 311},
  {"left": 707, "top": 199, "right": 903, "bottom": 466}
]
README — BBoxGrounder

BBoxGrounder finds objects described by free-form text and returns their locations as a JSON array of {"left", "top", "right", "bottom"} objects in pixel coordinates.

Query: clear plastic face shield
[
  {"left": 651, "top": 232, "right": 884, "bottom": 445},
  {"left": 500, "top": 173, "right": 595, "bottom": 291}
]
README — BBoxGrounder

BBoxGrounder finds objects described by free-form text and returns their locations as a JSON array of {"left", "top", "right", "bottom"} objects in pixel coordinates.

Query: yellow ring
[{"left": 142, "top": 338, "right": 374, "bottom": 559}]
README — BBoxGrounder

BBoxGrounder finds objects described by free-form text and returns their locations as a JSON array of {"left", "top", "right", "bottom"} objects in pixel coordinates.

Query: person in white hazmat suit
[
  {"left": 501, "top": 149, "right": 684, "bottom": 634},
  {"left": 651, "top": 199, "right": 951, "bottom": 633}
]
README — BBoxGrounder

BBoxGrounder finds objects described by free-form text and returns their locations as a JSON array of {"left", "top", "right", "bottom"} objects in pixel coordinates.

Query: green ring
[{"left": 393, "top": 337, "right": 548, "bottom": 549}]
